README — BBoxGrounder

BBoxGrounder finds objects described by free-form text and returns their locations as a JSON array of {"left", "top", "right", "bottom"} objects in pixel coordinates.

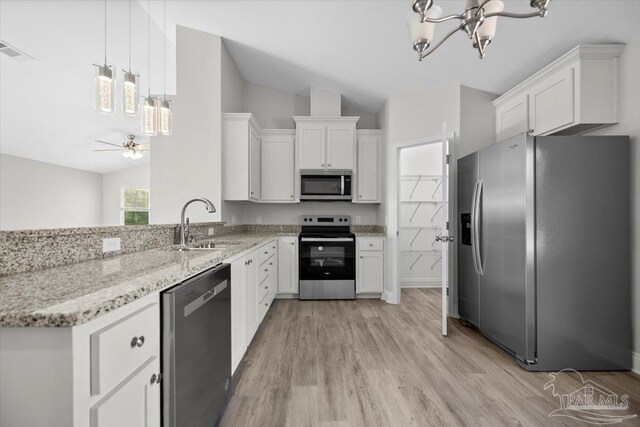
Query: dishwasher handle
[{"left": 183, "top": 280, "right": 228, "bottom": 318}]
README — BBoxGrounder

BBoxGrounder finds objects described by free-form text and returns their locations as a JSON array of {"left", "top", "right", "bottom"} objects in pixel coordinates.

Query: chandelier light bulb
[
  {"left": 158, "top": 99, "right": 173, "bottom": 136},
  {"left": 142, "top": 96, "right": 158, "bottom": 136}
]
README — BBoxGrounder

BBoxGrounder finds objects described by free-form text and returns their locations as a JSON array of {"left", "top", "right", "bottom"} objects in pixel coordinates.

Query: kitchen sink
[{"left": 165, "top": 240, "right": 243, "bottom": 252}]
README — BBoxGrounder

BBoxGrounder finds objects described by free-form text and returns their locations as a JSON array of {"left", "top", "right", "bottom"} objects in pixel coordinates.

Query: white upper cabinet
[
  {"left": 261, "top": 130, "right": 296, "bottom": 202},
  {"left": 496, "top": 93, "right": 529, "bottom": 142},
  {"left": 493, "top": 45, "right": 624, "bottom": 140},
  {"left": 224, "top": 113, "right": 262, "bottom": 202},
  {"left": 355, "top": 130, "right": 382, "bottom": 203},
  {"left": 294, "top": 117, "right": 358, "bottom": 171}
]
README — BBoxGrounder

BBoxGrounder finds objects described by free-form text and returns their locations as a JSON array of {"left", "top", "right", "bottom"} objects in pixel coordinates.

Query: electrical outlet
[
  {"left": 355, "top": 216, "right": 362, "bottom": 224},
  {"left": 231, "top": 215, "right": 237, "bottom": 225},
  {"left": 102, "top": 237, "right": 121, "bottom": 253},
  {"left": 208, "top": 228, "right": 215, "bottom": 236},
  {"left": 256, "top": 216, "right": 262, "bottom": 224}
]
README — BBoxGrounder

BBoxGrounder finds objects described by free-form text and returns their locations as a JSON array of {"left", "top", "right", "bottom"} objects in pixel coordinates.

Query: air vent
[{"left": 0, "top": 40, "right": 33, "bottom": 62}]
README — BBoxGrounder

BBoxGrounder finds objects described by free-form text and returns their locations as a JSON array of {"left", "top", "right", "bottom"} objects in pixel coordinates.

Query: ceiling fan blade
[
  {"left": 95, "top": 140, "right": 124, "bottom": 148},
  {"left": 93, "top": 149, "right": 125, "bottom": 152},
  {"left": 138, "top": 143, "right": 151, "bottom": 148}
]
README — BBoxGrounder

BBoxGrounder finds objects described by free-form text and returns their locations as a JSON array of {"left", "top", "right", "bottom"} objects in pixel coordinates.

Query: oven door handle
[{"left": 300, "top": 237, "right": 354, "bottom": 242}]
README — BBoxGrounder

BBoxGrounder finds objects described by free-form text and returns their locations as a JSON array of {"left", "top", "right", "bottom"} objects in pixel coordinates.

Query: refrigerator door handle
[
  {"left": 474, "top": 179, "right": 485, "bottom": 276},
  {"left": 470, "top": 179, "right": 480, "bottom": 275}
]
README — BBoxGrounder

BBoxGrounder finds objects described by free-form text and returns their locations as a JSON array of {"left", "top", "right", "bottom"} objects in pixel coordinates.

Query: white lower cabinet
[
  {"left": 277, "top": 237, "right": 298, "bottom": 294},
  {"left": 356, "top": 237, "right": 385, "bottom": 294},
  {"left": 90, "top": 357, "right": 160, "bottom": 427}
]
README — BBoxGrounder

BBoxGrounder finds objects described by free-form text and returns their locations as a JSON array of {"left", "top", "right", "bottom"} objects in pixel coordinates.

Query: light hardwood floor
[{"left": 221, "top": 289, "right": 640, "bottom": 426}]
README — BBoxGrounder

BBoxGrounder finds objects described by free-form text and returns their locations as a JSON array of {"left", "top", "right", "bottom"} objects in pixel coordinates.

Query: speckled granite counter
[{"left": 0, "top": 233, "right": 294, "bottom": 328}]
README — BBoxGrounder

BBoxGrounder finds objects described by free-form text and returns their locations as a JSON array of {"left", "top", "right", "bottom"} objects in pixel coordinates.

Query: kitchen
[{"left": 1, "top": 1, "right": 639, "bottom": 426}]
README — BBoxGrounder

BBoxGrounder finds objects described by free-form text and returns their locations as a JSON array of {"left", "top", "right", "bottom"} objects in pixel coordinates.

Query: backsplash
[{"left": 0, "top": 223, "right": 385, "bottom": 276}]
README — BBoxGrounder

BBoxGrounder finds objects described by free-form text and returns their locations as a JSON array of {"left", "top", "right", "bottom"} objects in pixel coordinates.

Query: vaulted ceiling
[{"left": 2, "top": 1, "right": 639, "bottom": 173}]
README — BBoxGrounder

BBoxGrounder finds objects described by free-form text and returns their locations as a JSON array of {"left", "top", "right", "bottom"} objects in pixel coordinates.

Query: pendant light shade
[
  {"left": 123, "top": 71, "right": 139, "bottom": 117},
  {"left": 407, "top": 5, "right": 443, "bottom": 56},
  {"left": 158, "top": 99, "right": 173, "bottom": 135},
  {"left": 476, "top": 1, "right": 504, "bottom": 45},
  {"left": 142, "top": 96, "right": 158, "bottom": 136},
  {"left": 94, "top": 64, "right": 116, "bottom": 114}
]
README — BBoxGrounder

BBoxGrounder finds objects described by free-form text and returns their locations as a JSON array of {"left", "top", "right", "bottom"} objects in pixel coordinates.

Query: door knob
[{"left": 435, "top": 236, "right": 441, "bottom": 242}]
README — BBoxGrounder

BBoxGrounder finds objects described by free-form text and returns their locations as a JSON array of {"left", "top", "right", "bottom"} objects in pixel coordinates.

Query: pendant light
[
  {"left": 158, "top": 0, "right": 173, "bottom": 136},
  {"left": 142, "top": 0, "right": 158, "bottom": 136},
  {"left": 123, "top": 0, "right": 139, "bottom": 117},
  {"left": 93, "top": 0, "right": 115, "bottom": 115}
]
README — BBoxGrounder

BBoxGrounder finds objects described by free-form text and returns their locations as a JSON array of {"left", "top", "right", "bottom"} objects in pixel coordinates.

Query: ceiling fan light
[
  {"left": 407, "top": 5, "right": 443, "bottom": 51},
  {"left": 142, "top": 96, "right": 158, "bottom": 136},
  {"left": 476, "top": 0, "right": 504, "bottom": 44},
  {"left": 94, "top": 64, "right": 115, "bottom": 115},
  {"left": 158, "top": 98, "right": 173, "bottom": 136},
  {"left": 123, "top": 71, "right": 139, "bottom": 117}
]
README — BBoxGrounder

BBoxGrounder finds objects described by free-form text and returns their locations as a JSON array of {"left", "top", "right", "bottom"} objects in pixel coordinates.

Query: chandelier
[{"left": 408, "top": 0, "right": 551, "bottom": 61}]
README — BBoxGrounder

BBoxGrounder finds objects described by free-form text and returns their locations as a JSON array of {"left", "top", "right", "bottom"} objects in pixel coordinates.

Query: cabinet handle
[
  {"left": 150, "top": 373, "right": 161, "bottom": 384},
  {"left": 321, "top": 163, "right": 325, "bottom": 167},
  {"left": 528, "top": 129, "right": 534, "bottom": 133},
  {"left": 360, "top": 256, "right": 363, "bottom": 259},
  {"left": 265, "top": 286, "right": 269, "bottom": 289},
  {"left": 328, "top": 163, "right": 331, "bottom": 167},
  {"left": 265, "top": 303, "right": 268, "bottom": 307},
  {"left": 269, "top": 262, "right": 273, "bottom": 265},
  {"left": 264, "top": 251, "right": 268, "bottom": 254},
  {"left": 130, "top": 336, "right": 145, "bottom": 348},
  {"left": 265, "top": 268, "right": 268, "bottom": 272}
]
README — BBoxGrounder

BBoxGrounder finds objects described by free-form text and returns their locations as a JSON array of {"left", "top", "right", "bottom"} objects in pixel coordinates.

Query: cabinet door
[
  {"left": 496, "top": 93, "right": 529, "bottom": 142},
  {"left": 298, "top": 123, "right": 326, "bottom": 170},
  {"left": 326, "top": 124, "right": 355, "bottom": 170},
  {"left": 357, "top": 252, "right": 384, "bottom": 293},
  {"left": 356, "top": 136, "right": 379, "bottom": 202},
  {"left": 277, "top": 237, "right": 298, "bottom": 294},
  {"left": 230, "top": 257, "right": 246, "bottom": 374},
  {"left": 528, "top": 66, "right": 575, "bottom": 135},
  {"left": 90, "top": 358, "right": 160, "bottom": 427},
  {"left": 261, "top": 133, "right": 295, "bottom": 202},
  {"left": 245, "top": 254, "right": 259, "bottom": 343},
  {"left": 249, "top": 126, "right": 261, "bottom": 201}
]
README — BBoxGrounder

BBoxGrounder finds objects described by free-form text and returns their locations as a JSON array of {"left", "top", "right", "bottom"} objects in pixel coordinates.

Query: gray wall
[
  {"left": 0, "top": 154, "right": 103, "bottom": 230},
  {"left": 150, "top": 26, "right": 223, "bottom": 224},
  {"left": 589, "top": 39, "right": 640, "bottom": 371}
]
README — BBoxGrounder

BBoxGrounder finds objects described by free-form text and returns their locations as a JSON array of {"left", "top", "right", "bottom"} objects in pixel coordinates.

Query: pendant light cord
[
  {"left": 148, "top": 0, "right": 151, "bottom": 97},
  {"left": 163, "top": 0, "right": 167, "bottom": 99},
  {"left": 104, "top": 0, "right": 107, "bottom": 65},
  {"left": 128, "top": 0, "right": 132, "bottom": 71}
]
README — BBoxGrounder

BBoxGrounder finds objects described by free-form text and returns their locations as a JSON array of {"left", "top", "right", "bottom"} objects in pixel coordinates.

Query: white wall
[
  {"left": 150, "top": 26, "right": 223, "bottom": 224},
  {"left": 589, "top": 39, "right": 640, "bottom": 371},
  {"left": 243, "top": 82, "right": 310, "bottom": 129},
  {"left": 0, "top": 154, "right": 102, "bottom": 230},
  {"left": 102, "top": 164, "right": 150, "bottom": 226},
  {"left": 225, "top": 202, "right": 378, "bottom": 225},
  {"left": 399, "top": 143, "right": 442, "bottom": 176},
  {"left": 459, "top": 85, "right": 498, "bottom": 158}
]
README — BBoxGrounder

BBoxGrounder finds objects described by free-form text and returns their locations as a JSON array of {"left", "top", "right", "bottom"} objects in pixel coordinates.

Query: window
[{"left": 121, "top": 187, "right": 150, "bottom": 225}]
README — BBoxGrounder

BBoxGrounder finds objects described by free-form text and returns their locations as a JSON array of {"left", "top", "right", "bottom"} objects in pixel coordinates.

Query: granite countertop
[{"left": 0, "top": 232, "right": 294, "bottom": 328}]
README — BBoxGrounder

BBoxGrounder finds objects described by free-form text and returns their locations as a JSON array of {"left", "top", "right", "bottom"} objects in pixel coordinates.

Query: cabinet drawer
[
  {"left": 258, "top": 291, "right": 273, "bottom": 322},
  {"left": 358, "top": 238, "right": 384, "bottom": 251},
  {"left": 259, "top": 241, "right": 277, "bottom": 265},
  {"left": 91, "top": 303, "right": 159, "bottom": 396},
  {"left": 258, "top": 275, "right": 270, "bottom": 301},
  {"left": 259, "top": 259, "right": 275, "bottom": 283}
]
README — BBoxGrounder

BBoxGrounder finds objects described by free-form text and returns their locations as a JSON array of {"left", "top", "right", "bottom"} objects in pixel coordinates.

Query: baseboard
[
  {"left": 275, "top": 293, "right": 298, "bottom": 299},
  {"left": 633, "top": 351, "right": 640, "bottom": 375},
  {"left": 356, "top": 293, "right": 382, "bottom": 299},
  {"left": 401, "top": 279, "right": 440, "bottom": 288}
]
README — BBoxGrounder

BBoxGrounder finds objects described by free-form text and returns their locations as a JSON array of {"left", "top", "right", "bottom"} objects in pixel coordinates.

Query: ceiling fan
[{"left": 93, "top": 134, "right": 149, "bottom": 160}]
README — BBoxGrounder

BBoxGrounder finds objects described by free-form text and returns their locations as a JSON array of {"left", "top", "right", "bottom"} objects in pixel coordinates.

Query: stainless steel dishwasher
[{"left": 162, "top": 263, "right": 231, "bottom": 427}]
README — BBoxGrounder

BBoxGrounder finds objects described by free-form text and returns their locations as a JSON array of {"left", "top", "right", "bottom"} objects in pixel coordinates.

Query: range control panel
[{"left": 300, "top": 215, "right": 350, "bottom": 226}]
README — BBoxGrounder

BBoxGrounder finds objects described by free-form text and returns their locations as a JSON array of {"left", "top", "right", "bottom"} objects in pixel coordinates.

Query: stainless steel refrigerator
[{"left": 458, "top": 133, "right": 631, "bottom": 371}]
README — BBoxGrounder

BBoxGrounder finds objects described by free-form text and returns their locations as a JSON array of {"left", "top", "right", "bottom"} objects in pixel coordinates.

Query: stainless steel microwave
[{"left": 300, "top": 174, "right": 352, "bottom": 201}]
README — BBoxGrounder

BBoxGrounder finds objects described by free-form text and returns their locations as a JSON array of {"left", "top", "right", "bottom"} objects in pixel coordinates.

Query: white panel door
[
  {"left": 90, "top": 357, "right": 160, "bottom": 427},
  {"left": 261, "top": 133, "right": 295, "bottom": 202},
  {"left": 326, "top": 124, "right": 354, "bottom": 170},
  {"left": 277, "top": 237, "right": 298, "bottom": 294},
  {"left": 496, "top": 93, "right": 529, "bottom": 142},
  {"left": 245, "top": 253, "right": 259, "bottom": 343},
  {"left": 357, "top": 252, "right": 384, "bottom": 293},
  {"left": 356, "top": 136, "right": 379, "bottom": 202},
  {"left": 249, "top": 126, "right": 261, "bottom": 201},
  {"left": 298, "top": 124, "right": 326, "bottom": 169},
  {"left": 528, "top": 66, "right": 575, "bottom": 135},
  {"left": 230, "top": 256, "right": 247, "bottom": 374}
]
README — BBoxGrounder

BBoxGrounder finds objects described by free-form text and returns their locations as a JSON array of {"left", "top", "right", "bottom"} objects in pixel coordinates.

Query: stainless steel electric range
[{"left": 299, "top": 215, "right": 356, "bottom": 300}]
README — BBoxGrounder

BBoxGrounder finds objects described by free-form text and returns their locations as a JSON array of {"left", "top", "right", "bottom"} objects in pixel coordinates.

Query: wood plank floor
[{"left": 221, "top": 289, "right": 640, "bottom": 426}]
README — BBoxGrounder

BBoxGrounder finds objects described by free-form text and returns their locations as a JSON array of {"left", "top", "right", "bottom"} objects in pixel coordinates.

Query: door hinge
[
  {"left": 446, "top": 154, "right": 451, "bottom": 164},
  {"left": 446, "top": 288, "right": 449, "bottom": 296},
  {"left": 446, "top": 221, "right": 449, "bottom": 230}
]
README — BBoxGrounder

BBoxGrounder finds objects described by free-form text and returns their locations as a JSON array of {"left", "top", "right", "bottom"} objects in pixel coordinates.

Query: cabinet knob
[
  {"left": 269, "top": 262, "right": 273, "bottom": 265},
  {"left": 528, "top": 129, "right": 534, "bottom": 133},
  {"left": 321, "top": 163, "right": 325, "bottom": 167},
  {"left": 130, "top": 336, "right": 145, "bottom": 348},
  {"left": 251, "top": 191, "right": 254, "bottom": 195},
  {"left": 328, "top": 163, "right": 331, "bottom": 167},
  {"left": 265, "top": 286, "right": 269, "bottom": 290},
  {"left": 290, "top": 195, "right": 294, "bottom": 198},
  {"left": 369, "top": 243, "right": 373, "bottom": 247},
  {"left": 265, "top": 303, "right": 269, "bottom": 307},
  {"left": 359, "top": 195, "right": 362, "bottom": 198},
  {"left": 265, "top": 268, "right": 268, "bottom": 272},
  {"left": 150, "top": 373, "right": 161, "bottom": 384}
]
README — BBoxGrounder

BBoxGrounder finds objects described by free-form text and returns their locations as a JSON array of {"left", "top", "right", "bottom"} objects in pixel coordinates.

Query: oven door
[
  {"left": 299, "top": 237, "right": 355, "bottom": 280},
  {"left": 300, "top": 175, "right": 351, "bottom": 201}
]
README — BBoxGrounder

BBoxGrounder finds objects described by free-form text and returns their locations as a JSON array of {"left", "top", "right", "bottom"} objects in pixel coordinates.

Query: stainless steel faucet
[{"left": 180, "top": 198, "right": 216, "bottom": 247}]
